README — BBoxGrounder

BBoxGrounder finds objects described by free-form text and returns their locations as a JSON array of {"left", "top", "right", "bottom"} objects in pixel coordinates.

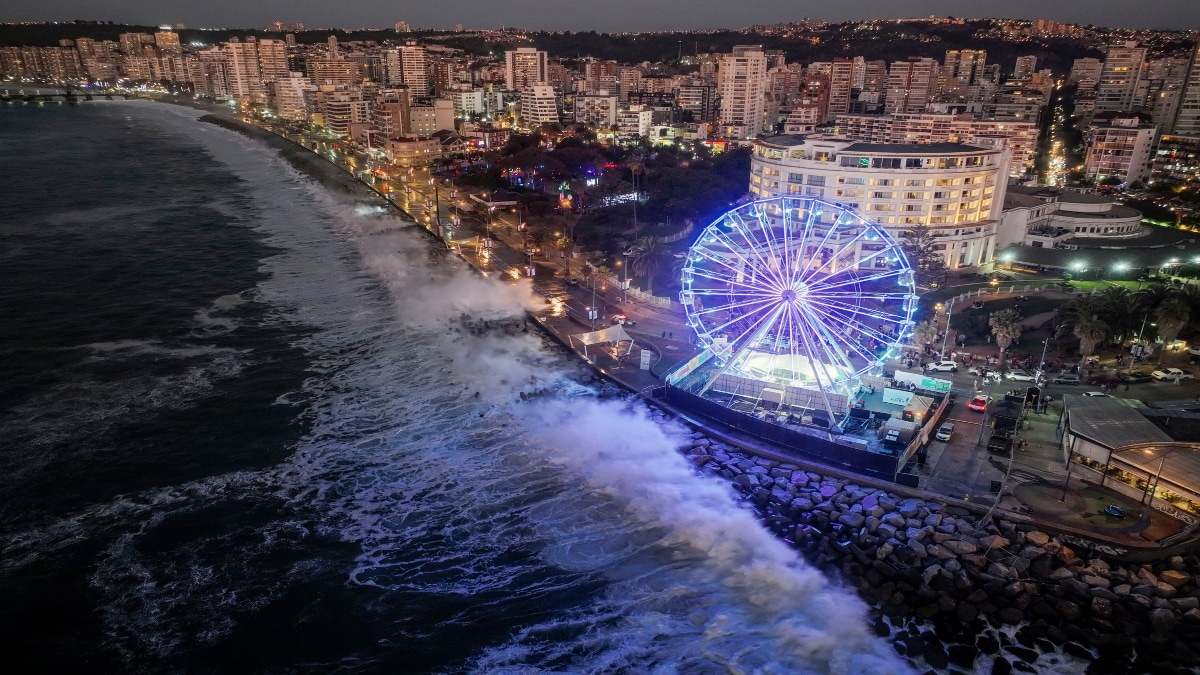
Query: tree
[
  {"left": 989, "top": 309, "right": 1023, "bottom": 367},
  {"left": 554, "top": 236, "right": 573, "bottom": 276},
  {"left": 912, "top": 320, "right": 939, "bottom": 352},
  {"left": 1060, "top": 310, "right": 1108, "bottom": 370},
  {"left": 630, "top": 236, "right": 673, "bottom": 294},
  {"left": 899, "top": 224, "right": 948, "bottom": 290},
  {"left": 1155, "top": 298, "right": 1191, "bottom": 364},
  {"left": 526, "top": 227, "right": 550, "bottom": 255}
]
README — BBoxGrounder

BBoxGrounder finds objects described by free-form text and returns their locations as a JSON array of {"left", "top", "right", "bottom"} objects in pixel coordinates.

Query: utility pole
[
  {"left": 1036, "top": 338, "right": 1050, "bottom": 383},
  {"left": 1128, "top": 314, "right": 1148, "bottom": 373},
  {"left": 939, "top": 299, "right": 955, "bottom": 358}
]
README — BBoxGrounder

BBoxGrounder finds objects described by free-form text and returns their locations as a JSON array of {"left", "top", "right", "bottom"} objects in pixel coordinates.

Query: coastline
[{"left": 186, "top": 108, "right": 1200, "bottom": 673}]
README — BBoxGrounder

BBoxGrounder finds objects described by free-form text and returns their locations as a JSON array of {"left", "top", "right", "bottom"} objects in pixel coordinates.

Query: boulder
[
  {"left": 1081, "top": 574, "right": 1110, "bottom": 589},
  {"left": 1091, "top": 596, "right": 1113, "bottom": 619},
  {"left": 998, "top": 607, "right": 1025, "bottom": 625},
  {"left": 943, "top": 540, "right": 978, "bottom": 556},
  {"left": 1150, "top": 608, "right": 1178, "bottom": 633},
  {"left": 1024, "top": 531, "right": 1050, "bottom": 546},
  {"left": 1159, "top": 569, "right": 1191, "bottom": 590},
  {"left": 838, "top": 512, "right": 866, "bottom": 529},
  {"left": 979, "top": 534, "right": 1011, "bottom": 550},
  {"left": 948, "top": 643, "right": 979, "bottom": 669}
]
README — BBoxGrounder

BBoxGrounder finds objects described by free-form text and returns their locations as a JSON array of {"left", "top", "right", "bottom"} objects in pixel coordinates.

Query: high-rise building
[
  {"left": 268, "top": 72, "right": 315, "bottom": 120},
  {"left": 394, "top": 21, "right": 410, "bottom": 32},
  {"left": 943, "top": 50, "right": 986, "bottom": 87},
  {"left": 327, "top": 35, "right": 339, "bottom": 61},
  {"left": 885, "top": 58, "right": 938, "bottom": 114},
  {"left": 520, "top": 84, "right": 559, "bottom": 126},
  {"left": 154, "top": 31, "right": 181, "bottom": 55},
  {"left": 311, "top": 59, "right": 358, "bottom": 86},
  {"left": 223, "top": 38, "right": 265, "bottom": 104},
  {"left": 1173, "top": 42, "right": 1200, "bottom": 135},
  {"left": 1069, "top": 58, "right": 1103, "bottom": 88},
  {"left": 718, "top": 44, "right": 768, "bottom": 138},
  {"left": 574, "top": 94, "right": 618, "bottom": 126},
  {"left": 677, "top": 84, "right": 717, "bottom": 122},
  {"left": 1084, "top": 112, "right": 1156, "bottom": 182},
  {"left": 119, "top": 33, "right": 152, "bottom": 55},
  {"left": 827, "top": 58, "right": 854, "bottom": 120},
  {"left": 1013, "top": 56, "right": 1038, "bottom": 82},
  {"left": 505, "top": 48, "right": 548, "bottom": 90},
  {"left": 398, "top": 41, "right": 431, "bottom": 95},
  {"left": 257, "top": 39, "right": 289, "bottom": 85},
  {"left": 1095, "top": 42, "right": 1146, "bottom": 113}
]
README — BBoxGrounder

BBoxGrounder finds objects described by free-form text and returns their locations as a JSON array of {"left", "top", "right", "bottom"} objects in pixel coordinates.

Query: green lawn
[{"left": 950, "top": 295, "right": 1065, "bottom": 336}]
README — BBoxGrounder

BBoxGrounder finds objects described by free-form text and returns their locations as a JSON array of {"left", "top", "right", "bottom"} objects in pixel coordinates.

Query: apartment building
[
  {"left": 505, "top": 48, "right": 548, "bottom": 90},
  {"left": 885, "top": 58, "right": 938, "bottom": 114},
  {"left": 718, "top": 45, "right": 769, "bottom": 137},
  {"left": 1095, "top": 42, "right": 1147, "bottom": 113},
  {"left": 1084, "top": 112, "right": 1157, "bottom": 183},
  {"left": 834, "top": 112, "right": 1036, "bottom": 177},
  {"left": 749, "top": 134, "right": 1010, "bottom": 268}
]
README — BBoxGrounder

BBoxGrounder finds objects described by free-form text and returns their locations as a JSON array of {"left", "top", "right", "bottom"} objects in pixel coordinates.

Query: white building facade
[{"left": 750, "top": 135, "right": 1010, "bottom": 269}]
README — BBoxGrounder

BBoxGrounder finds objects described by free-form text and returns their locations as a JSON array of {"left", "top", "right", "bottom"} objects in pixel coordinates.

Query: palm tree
[
  {"left": 1096, "top": 286, "right": 1139, "bottom": 343},
  {"left": 1064, "top": 311, "right": 1108, "bottom": 370},
  {"left": 989, "top": 309, "right": 1023, "bottom": 367},
  {"left": 912, "top": 320, "right": 939, "bottom": 352},
  {"left": 1155, "top": 298, "right": 1191, "bottom": 364},
  {"left": 554, "top": 236, "right": 573, "bottom": 276},
  {"left": 631, "top": 236, "right": 672, "bottom": 294}
]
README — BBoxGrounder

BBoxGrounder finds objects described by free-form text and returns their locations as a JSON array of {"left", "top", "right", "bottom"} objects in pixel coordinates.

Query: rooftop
[
  {"left": 1064, "top": 395, "right": 1173, "bottom": 449},
  {"left": 842, "top": 141, "right": 991, "bottom": 155}
]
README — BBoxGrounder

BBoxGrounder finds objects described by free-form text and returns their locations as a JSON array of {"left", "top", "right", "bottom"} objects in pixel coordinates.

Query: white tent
[{"left": 569, "top": 324, "right": 636, "bottom": 359}]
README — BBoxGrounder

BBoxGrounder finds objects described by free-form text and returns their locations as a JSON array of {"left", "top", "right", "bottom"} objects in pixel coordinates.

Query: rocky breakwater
[{"left": 670, "top": 423, "right": 1200, "bottom": 674}]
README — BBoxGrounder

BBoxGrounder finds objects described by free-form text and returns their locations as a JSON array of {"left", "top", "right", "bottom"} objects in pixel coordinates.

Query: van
[{"left": 935, "top": 423, "right": 954, "bottom": 442}]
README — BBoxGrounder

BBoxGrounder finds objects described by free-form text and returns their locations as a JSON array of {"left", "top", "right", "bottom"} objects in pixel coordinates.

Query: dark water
[{"left": 0, "top": 102, "right": 903, "bottom": 674}]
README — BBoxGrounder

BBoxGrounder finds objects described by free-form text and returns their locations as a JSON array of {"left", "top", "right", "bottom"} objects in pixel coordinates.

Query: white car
[
  {"left": 1007, "top": 370, "right": 1038, "bottom": 382},
  {"left": 925, "top": 360, "right": 958, "bottom": 373},
  {"left": 1152, "top": 368, "right": 1194, "bottom": 382},
  {"left": 1082, "top": 391, "right": 1109, "bottom": 397}
]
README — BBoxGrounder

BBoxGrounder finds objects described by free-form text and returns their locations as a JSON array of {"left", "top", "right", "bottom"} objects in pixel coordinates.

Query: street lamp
[{"left": 938, "top": 299, "right": 955, "bottom": 358}]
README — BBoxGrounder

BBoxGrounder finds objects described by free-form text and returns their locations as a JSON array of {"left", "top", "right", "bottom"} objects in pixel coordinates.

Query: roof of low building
[{"left": 1065, "top": 395, "right": 1174, "bottom": 449}]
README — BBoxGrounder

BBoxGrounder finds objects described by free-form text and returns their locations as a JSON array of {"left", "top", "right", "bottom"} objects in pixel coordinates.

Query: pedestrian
[
  {"left": 668, "top": 332, "right": 673, "bottom": 339},
  {"left": 661, "top": 331, "right": 666, "bottom": 339},
  {"left": 1175, "top": 374, "right": 1182, "bottom": 386},
  {"left": 1125, "top": 383, "right": 1130, "bottom": 392}
]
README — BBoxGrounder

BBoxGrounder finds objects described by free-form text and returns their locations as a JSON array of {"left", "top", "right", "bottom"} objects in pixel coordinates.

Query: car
[
  {"left": 971, "top": 301, "right": 985, "bottom": 309},
  {"left": 1152, "top": 368, "right": 1194, "bottom": 382},
  {"left": 611, "top": 313, "right": 627, "bottom": 325},
  {"left": 1082, "top": 391, "right": 1109, "bottom": 397},
  {"left": 1120, "top": 373, "right": 1153, "bottom": 384},
  {"left": 1052, "top": 374, "right": 1081, "bottom": 385},
  {"left": 1104, "top": 504, "right": 1128, "bottom": 518},
  {"left": 935, "top": 422, "right": 955, "bottom": 442},
  {"left": 925, "top": 360, "right": 958, "bottom": 373},
  {"left": 1007, "top": 370, "right": 1038, "bottom": 382},
  {"left": 564, "top": 277, "right": 579, "bottom": 286},
  {"left": 967, "top": 396, "right": 989, "bottom": 412},
  {"left": 967, "top": 365, "right": 999, "bottom": 379}
]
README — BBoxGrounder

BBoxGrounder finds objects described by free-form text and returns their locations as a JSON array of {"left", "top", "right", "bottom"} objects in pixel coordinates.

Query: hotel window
[
  {"left": 906, "top": 179, "right": 929, "bottom": 186},
  {"left": 872, "top": 191, "right": 893, "bottom": 199},
  {"left": 788, "top": 172, "right": 804, "bottom": 183},
  {"left": 807, "top": 175, "right": 826, "bottom": 186}
]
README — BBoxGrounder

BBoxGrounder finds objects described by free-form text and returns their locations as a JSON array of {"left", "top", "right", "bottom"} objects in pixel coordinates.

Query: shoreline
[{"left": 189, "top": 109, "right": 1200, "bottom": 673}]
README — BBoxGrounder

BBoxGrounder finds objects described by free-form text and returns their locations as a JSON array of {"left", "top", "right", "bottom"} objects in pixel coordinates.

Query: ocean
[{"left": 0, "top": 101, "right": 906, "bottom": 674}]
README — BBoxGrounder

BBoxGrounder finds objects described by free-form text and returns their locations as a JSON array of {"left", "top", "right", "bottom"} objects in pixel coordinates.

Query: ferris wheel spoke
[
  {"left": 689, "top": 265, "right": 784, "bottom": 294},
  {"left": 728, "top": 213, "right": 790, "bottom": 290},
  {"left": 806, "top": 300, "right": 900, "bottom": 349},
  {"left": 808, "top": 268, "right": 907, "bottom": 292},
  {"left": 816, "top": 294, "right": 912, "bottom": 324},
  {"left": 688, "top": 288, "right": 778, "bottom": 298},
  {"left": 701, "top": 298, "right": 784, "bottom": 340},
  {"left": 798, "top": 225, "right": 875, "bottom": 284},
  {"left": 789, "top": 304, "right": 843, "bottom": 391},
  {"left": 699, "top": 229, "right": 786, "bottom": 290},
  {"left": 690, "top": 295, "right": 778, "bottom": 317},
  {"left": 796, "top": 303, "right": 859, "bottom": 375},
  {"left": 800, "top": 303, "right": 886, "bottom": 367}
]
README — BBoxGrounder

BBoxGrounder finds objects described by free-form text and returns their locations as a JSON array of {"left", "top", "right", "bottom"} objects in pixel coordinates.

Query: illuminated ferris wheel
[{"left": 680, "top": 197, "right": 918, "bottom": 400}]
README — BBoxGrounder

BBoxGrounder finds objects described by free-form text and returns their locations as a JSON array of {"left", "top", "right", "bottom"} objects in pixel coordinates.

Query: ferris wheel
[{"left": 679, "top": 197, "right": 918, "bottom": 396}]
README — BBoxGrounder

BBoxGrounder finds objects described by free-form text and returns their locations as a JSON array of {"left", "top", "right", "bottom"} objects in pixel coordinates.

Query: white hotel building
[{"left": 749, "top": 134, "right": 1010, "bottom": 268}]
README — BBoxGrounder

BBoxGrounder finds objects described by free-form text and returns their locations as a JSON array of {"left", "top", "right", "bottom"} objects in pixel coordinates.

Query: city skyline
[{"left": 3, "top": 0, "right": 1200, "bottom": 33}]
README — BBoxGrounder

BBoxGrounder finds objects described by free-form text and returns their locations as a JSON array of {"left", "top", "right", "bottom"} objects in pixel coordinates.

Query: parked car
[
  {"left": 1104, "top": 504, "right": 1128, "bottom": 518},
  {"left": 564, "top": 277, "right": 579, "bottom": 286},
  {"left": 935, "top": 422, "right": 955, "bottom": 442},
  {"left": 1052, "top": 374, "right": 1081, "bottom": 385},
  {"left": 1120, "top": 373, "right": 1154, "bottom": 384},
  {"left": 967, "top": 366, "right": 1000, "bottom": 380},
  {"left": 971, "top": 301, "right": 985, "bottom": 309},
  {"left": 925, "top": 360, "right": 958, "bottom": 373},
  {"left": 1082, "top": 391, "right": 1109, "bottom": 398},
  {"left": 1152, "top": 368, "right": 1194, "bottom": 382},
  {"left": 1007, "top": 370, "right": 1038, "bottom": 382},
  {"left": 967, "top": 396, "right": 989, "bottom": 412}
]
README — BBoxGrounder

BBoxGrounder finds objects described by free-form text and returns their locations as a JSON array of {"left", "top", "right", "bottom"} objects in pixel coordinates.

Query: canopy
[{"left": 569, "top": 325, "right": 635, "bottom": 358}]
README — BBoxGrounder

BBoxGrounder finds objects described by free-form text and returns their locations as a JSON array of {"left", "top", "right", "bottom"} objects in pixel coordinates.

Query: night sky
[{"left": 2, "top": 0, "right": 1198, "bottom": 32}]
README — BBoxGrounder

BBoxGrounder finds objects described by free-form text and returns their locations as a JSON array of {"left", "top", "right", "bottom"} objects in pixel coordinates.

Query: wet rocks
[{"left": 674, "top": 436, "right": 1200, "bottom": 671}]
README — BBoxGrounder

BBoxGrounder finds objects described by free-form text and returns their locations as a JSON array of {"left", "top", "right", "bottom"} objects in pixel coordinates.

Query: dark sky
[{"left": 3, "top": 0, "right": 1199, "bottom": 32}]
